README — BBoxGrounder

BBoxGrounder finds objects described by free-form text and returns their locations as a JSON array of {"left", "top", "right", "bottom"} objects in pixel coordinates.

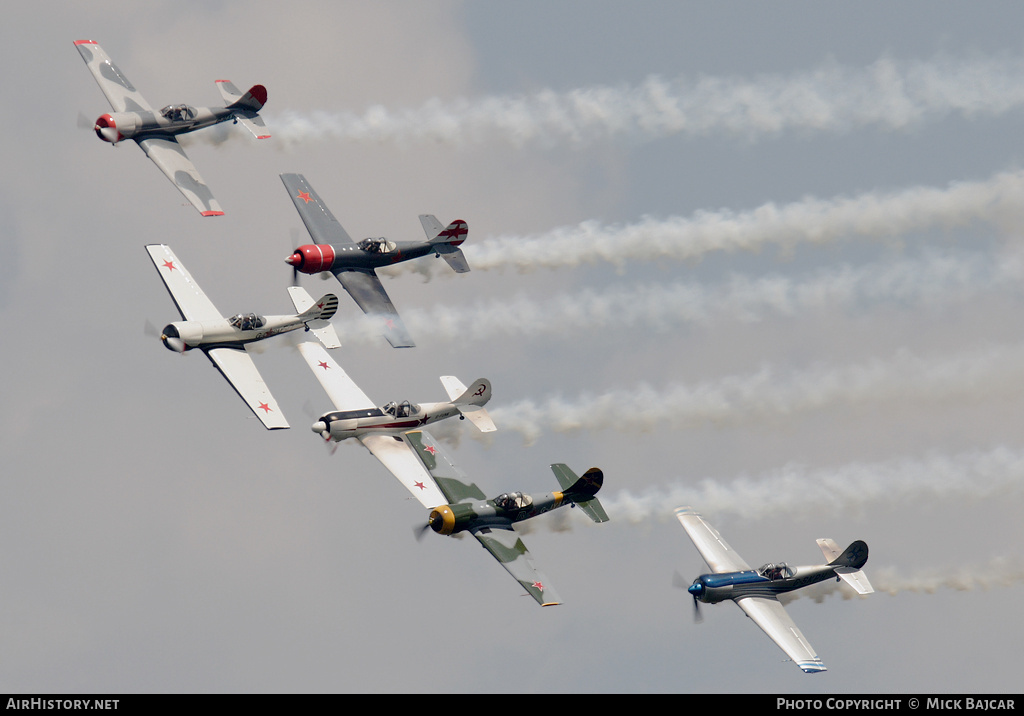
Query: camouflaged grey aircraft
[
  {"left": 406, "top": 429, "right": 610, "bottom": 607},
  {"left": 74, "top": 40, "right": 269, "bottom": 216},
  {"left": 676, "top": 506, "right": 873, "bottom": 673},
  {"left": 146, "top": 244, "right": 340, "bottom": 430},
  {"left": 281, "top": 173, "right": 470, "bottom": 348}
]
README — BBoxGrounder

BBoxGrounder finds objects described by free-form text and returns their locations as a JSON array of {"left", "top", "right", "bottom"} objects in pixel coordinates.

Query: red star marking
[
  {"left": 413, "top": 481, "right": 427, "bottom": 491},
  {"left": 297, "top": 191, "right": 313, "bottom": 204},
  {"left": 532, "top": 581, "right": 545, "bottom": 591},
  {"left": 162, "top": 260, "right": 176, "bottom": 271},
  {"left": 258, "top": 402, "right": 272, "bottom": 413},
  {"left": 317, "top": 361, "right": 330, "bottom": 370},
  {"left": 317, "top": 302, "right": 325, "bottom": 309},
  {"left": 424, "top": 444, "right": 438, "bottom": 455}
]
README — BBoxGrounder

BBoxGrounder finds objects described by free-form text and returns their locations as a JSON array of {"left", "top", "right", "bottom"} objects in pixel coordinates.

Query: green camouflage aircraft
[{"left": 406, "top": 430, "right": 609, "bottom": 606}]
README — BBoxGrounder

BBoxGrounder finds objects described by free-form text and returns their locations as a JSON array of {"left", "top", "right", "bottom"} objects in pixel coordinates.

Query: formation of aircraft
[
  {"left": 146, "top": 244, "right": 341, "bottom": 429},
  {"left": 281, "top": 173, "right": 470, "bottom": 348},
  {"left": 405, "top": 429, "right": 609, "bottom": 606},
  {"left": 675, "top": 506, "right": 873, "bottom": 673},
  {"left": 74, "top": 40, "right": 269, "bottom": 216},
  {"left": 89, "top": 42, "right": 876, "bottom": 659},
  {"left": 296, "top": 340, "right": 494, "bottom": 507}
]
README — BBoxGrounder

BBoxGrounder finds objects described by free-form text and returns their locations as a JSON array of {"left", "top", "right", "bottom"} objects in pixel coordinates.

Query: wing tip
[
  {"left": 200, "top": 210, "right": 225, "bottom": 217},
  {"left": 74, "top": 39, "right": 97, "bottom": 45},
  {"left": 799, "top": 662, "right": 828, "bottom": 674}
]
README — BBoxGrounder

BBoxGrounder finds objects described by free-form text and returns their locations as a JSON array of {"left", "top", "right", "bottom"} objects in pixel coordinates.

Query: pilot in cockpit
[
  {"left": 494, "top": 491, "right": 533, "bottom": 511},
  {"left": 383, "top": 400, "right": 417, "bottom": 418},
  {"left": 759, "top": 563, "right": 792, "bottom": 580}
]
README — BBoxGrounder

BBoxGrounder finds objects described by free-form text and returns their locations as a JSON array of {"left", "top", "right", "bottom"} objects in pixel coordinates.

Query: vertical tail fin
[
  {"left": 550, "top": 465, "right": 609, "bottom": 523},
  {"left": 420, "top": 215, "right": 470, "bottom": 273},
  {"left": 440, "top": 376, "right": 496, "bottom": 432},
  {"left": 817, "top": 538, "right": 874, "bottom": 594},
  {"left": 217, "top": 80, "right": 270, "bottom": 138}
]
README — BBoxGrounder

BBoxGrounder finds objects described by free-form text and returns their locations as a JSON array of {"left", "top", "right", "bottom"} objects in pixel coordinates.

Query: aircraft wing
[
  {"left": 280, "top": 173, "right": 355, "bottom": 245},
  {"left": 135, "top": 136, "right": 224, "bottom": 217},
  {"left": 145, "top": 244, "right": 222, "bottom": 322},
  {"left": 471, "top": 526, "right": 563, "bottom": 606},
  {"left": 205, "top": 346, "right": 289, "bottom": 430},
  {"left": 358, "top": 432, "right": 448, "bottom": 509},
  {"left": 674, "top": 506, "right": 752, "bottom": 573},
  {"left": 335, "top": 270, "right": 416, "bottom": 348},
  {"left": 295, "top": 341, "right": 375, "bottom": 411},
  {"left": 73, "top": 41, "right": 153, "bottom": 113},
  {"left": 734, "top": 596, "right": 828, "bottom": 674},
  {"left": 405, "top": 430, "right": 487, "bottom": 504}
]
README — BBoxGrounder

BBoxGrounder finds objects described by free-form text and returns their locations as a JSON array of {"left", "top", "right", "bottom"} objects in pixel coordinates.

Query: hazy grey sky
[{"left": 1, "top": 1, "right": 1022, "bottom": 693}]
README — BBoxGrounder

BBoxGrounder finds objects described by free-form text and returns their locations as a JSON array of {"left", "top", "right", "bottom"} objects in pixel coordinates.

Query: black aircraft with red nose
[{"left": 281, "top": 173, "right": 469, "bottom": 348}]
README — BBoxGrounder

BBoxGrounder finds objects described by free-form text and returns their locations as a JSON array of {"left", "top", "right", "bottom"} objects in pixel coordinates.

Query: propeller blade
[
  {"left": 413, "top": 522, "right": 431, "bottom": 542},
  {"left": 692, "top": 596, "right": 703, "bottom": 624}
]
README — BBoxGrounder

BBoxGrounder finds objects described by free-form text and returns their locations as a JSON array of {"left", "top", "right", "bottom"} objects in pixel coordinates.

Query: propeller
[
  {"left": 413, "top": 521, "right": 431, "bottom": 542},
  {"left": 674, "top": 571, "right": 703, "bottom": 623},
  {"left": 287, "top": 228, "right": 302, "bottom": 287}
]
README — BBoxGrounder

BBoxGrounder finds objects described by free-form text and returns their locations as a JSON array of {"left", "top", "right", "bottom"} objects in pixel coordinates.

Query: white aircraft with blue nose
[{"left": 676, "top": 506, "right": 873, "bottom": 674}]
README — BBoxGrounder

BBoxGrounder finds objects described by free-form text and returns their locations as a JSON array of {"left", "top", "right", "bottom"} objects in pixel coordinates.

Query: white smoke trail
[
  {"left": 269, "top": 54, "right": 1024, "bottom": 148},
  {"left": 780, "top": 557, "right": 1024, "bottom": 604},
  {"left": 334, "top": 247, "right": 1024, "bottom": 346},
  {"left": 602, "top": 445, "right": 1024, "bottom": 525},
  {"left": 372, "top": 169, "right": 1024, "bottom": 277},
  {"left": 491, "top": 342, "right": 1024, "bottom": 444}
]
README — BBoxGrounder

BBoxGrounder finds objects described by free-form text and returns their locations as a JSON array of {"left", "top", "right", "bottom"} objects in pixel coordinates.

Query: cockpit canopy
[
  {"left": 229, "top": 313, "right": 266, "bottom": 331},
  {"left": 358, "top": 237, "right": 397, "bottom": 254},
  {"left": 494, "top": 491, "right": 533, "bottom": 511},
  {"left": 382, "top": 400, "right": 419, "bottom": 418},
  {"left": 160, "top": 104, "right": 197, "bottom": 122},
  {"left": 757, "top": 562, "right": 794, "bottom": 580}
]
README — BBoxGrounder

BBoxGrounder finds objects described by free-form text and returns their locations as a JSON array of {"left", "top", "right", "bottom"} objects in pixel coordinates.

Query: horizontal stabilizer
[{"left": 437, "top": 245, "right": 470, "bottom": 273}]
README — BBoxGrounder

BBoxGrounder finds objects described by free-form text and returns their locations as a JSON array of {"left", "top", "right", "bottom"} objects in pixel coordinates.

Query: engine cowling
[
  {"left": 160, "top": 322, "right": 202, "bottom": 352},
  {"left": 286, "top": 244, "right": 336, "bottom": 274},
  {"left": 428, "top": 503, "right": 479, "bottom": 535},
  {"left": 94, "top": 112, "right": 138, "bottom": 143}
]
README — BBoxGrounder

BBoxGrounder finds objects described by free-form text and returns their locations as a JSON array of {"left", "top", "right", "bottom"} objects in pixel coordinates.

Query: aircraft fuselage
[
  {"left": 312, "top": 402, "right": 461, "bottom": 441},
  {"left": 689, "top": 564, "right": 840, "bottom": 604},
  {"left": 288, "top": 240, "right": 442, "bottom": 275},
  {"left": 94, "top": 105, "right": 239, "bottom": 144},
  {"left": 427, "top": 490, "right": 573, "bottom": 536},
  {"left": 160, "top": 312, "right": 310, "bottom": 353}
]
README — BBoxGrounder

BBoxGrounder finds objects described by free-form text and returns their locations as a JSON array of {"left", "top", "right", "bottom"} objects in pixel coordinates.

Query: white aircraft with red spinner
[{"left": 146, "top": 244, "right": 341, "bottom": 430}]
